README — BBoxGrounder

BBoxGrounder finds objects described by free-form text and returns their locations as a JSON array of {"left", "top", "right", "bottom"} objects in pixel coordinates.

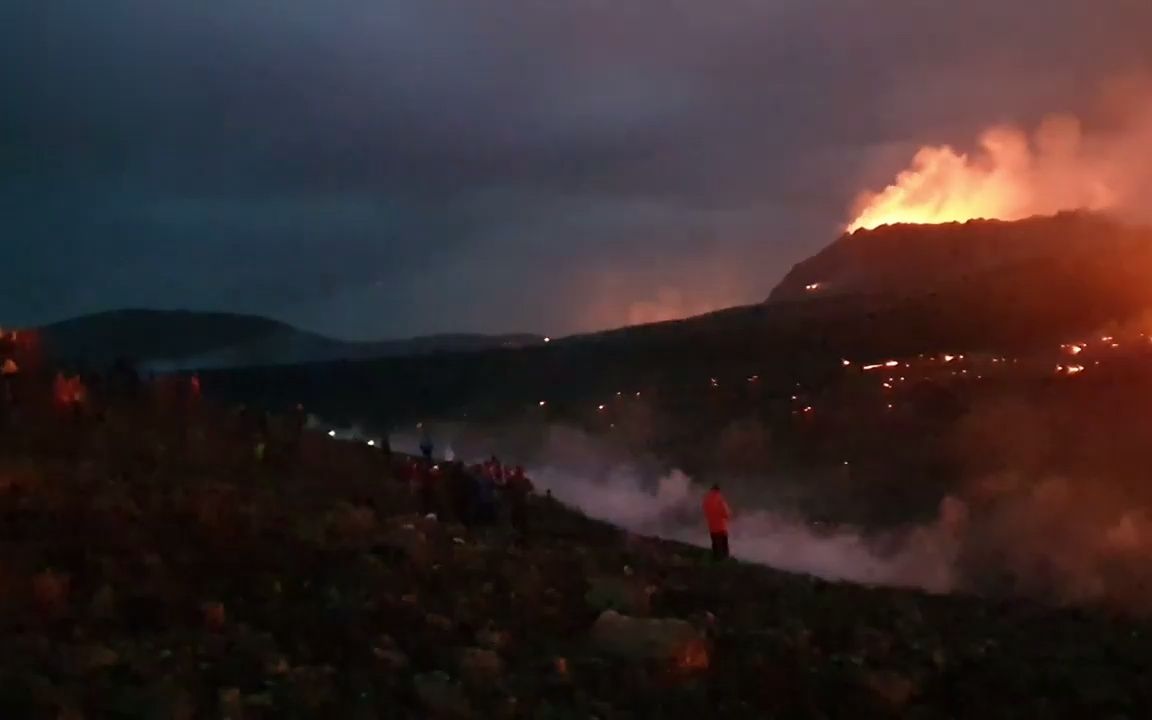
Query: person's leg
[
  {"left": 710, "top": 533, "right": 722, "bottom": 561},
  {"left": 718, "top": 532, "right": 730, "bottom": 560}
]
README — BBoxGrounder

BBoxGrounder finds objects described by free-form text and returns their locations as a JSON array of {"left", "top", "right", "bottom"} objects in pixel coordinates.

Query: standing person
[
  {"left": 286, "top": 404, "right": 308, "bottom": 458},
  {"left": 505, "top": 465, "right": 533, "bottom": 543},
  {"left": 702, "top": 484, "right": 732, "bottom": 561},
  {"left": 0, "top": 357, "right": 19, "bottom": 419},
  {"left": 446, "top": 462, "right": 472, "bottom": 526},
  {"left": 418, "top": 462, "right": 439, "bottom": 517},
  {"left": 189, "top": 373, "right": 202, "bottom": 405},
  {"left": 419, "top": 429, "right": 434, "bottom": 463},
  {"left": 470, "top": 464, "right": 497, "bottom": 525}
]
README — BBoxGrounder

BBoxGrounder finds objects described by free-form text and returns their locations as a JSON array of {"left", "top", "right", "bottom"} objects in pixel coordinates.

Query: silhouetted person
[
  {"left": 109, "top": 356, "right": 141, "bottom": 402},
  {"left": 419, "top": 432, "right": 434, "bottom": 462},
  {"left": 702, "top": 483, "right": 731, "bottom": 561},
  {"left": 470, "top": 464, "right": 497, "bottom": 525},
  {"left": 445, "top": 461, "right": 472, "bottom": 525},
  {"left": 0, "top": 356, "right": 19, "bottom": 421},
  {"left": 418, "top": 461, "right": 439, "bottom": 517},
  {"left": 285, "top": 404, "right": 308, "bottom": 458},
  {"left": 505, "top": 465, "right": 533, "bottom": 543}
]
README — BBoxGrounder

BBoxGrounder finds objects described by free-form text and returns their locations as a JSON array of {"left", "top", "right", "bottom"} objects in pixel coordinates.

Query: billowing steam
[
  {"left": 529, "top": 459, "right": 962, "bottom": 592},
  {"left": 328, "top": 354, "right": 1152, "bottom": 613},
  {"left": 411, "top": 414, "right": 1152, "bottom": 613},
  {"left": 849, "top": 86, "right": 1152, "bottom": 231}
]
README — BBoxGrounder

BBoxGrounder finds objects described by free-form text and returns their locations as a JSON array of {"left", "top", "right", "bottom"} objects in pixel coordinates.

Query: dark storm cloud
[{"left": 4, "top": 0, "right": 1151, "bottom": 337}]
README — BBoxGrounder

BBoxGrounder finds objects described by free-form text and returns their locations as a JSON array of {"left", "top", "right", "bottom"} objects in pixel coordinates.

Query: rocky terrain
[{"left": 3, "top": 396, "right": 1152, "bottom": 718}]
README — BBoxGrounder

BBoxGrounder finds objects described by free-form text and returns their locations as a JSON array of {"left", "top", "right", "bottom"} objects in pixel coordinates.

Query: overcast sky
[{"left": 4, "top": 0, "right": 1151, "bottom": 339}]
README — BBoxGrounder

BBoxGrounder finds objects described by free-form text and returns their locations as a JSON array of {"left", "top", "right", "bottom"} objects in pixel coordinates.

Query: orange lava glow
[{"left": 847, "top": 117, "right": 1118, "bottom": 231}]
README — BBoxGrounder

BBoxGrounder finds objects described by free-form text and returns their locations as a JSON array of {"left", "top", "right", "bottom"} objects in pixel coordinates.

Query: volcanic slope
[
  {"left": 769, "top": 212, "right": 1152, "bottom": 347},
  {"left": 2, "top": 400, "right": 1152, "bottom": 718}
]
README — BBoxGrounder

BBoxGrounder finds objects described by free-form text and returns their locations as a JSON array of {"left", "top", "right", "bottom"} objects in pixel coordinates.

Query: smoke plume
[{"left": 850, "top": 84, "right": 1152, "bottom": 230}]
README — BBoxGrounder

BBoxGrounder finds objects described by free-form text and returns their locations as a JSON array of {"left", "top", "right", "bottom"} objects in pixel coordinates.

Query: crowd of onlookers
[{"left": 395, "top": 452, "right": 535, "bottom": 541}]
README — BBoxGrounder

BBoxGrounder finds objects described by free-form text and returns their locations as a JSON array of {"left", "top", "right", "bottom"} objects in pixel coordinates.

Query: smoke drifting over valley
[{"left": 379, "top": 374, "right": 1152, "bottom": 615}]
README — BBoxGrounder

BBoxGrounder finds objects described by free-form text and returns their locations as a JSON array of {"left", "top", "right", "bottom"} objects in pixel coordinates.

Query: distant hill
[{"left": 36, "top": 309, "right": 542, "bottom": 370}]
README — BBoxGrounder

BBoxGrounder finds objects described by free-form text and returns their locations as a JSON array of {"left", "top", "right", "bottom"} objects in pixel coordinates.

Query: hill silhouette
[{"left": 36, "top": 309, "right": 541, "bottom": 370}]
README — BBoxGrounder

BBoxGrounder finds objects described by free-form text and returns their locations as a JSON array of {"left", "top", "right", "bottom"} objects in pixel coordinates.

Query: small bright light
[
  {"left": 597, "top": 404, "right": 605, "bottom": 411},
  {"left": 538, "top": 400, "right": 547, "bottom": 407},
  {"left": 841, "top": 359, "right": 851, "bottom": 367},
  {"left": 367, "top": 440, "right": 375, "bottom": 447},
  {"left": 328, "top": 430, "right": 336, "bottom": 438},
  {"left": 544, "top": 337, "right": 551, "bottom": 343}
]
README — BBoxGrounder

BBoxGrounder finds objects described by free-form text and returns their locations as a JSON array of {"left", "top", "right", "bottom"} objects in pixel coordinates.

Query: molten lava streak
[{"left": 847, "top": 117, "right": 1117, "bottom": 231}]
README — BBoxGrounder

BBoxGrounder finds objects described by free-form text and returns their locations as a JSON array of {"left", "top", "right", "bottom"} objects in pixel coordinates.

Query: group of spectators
[{"left": 397, "top": 453, "right": 535, "bottom": 541}]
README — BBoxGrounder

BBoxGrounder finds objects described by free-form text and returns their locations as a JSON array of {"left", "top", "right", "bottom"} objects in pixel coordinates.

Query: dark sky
[{"left": 4, "top": 1, "right": 1151, "bottom": 339}]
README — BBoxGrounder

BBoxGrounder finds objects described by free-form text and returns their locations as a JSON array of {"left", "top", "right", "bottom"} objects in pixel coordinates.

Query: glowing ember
[
  {"left": 805, "top": 282, "right": 822, "bottom": 292},
  {"left": 1064, "top": 344, "right": 1084, "bottom": 355},
  {"left": 674, "top": 639, "right": 710, "bottom": 672},
  {"left": 862, "top": 360, "right": 901, "bottom": 371},
  {"left": 847, "top": 117, "right": 1116, "bottom": 231}
]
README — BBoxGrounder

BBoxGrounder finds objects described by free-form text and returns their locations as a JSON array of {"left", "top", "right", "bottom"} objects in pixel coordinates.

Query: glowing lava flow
[{"left": 847, "top": 118, "right": 1117, "bottom": 231}]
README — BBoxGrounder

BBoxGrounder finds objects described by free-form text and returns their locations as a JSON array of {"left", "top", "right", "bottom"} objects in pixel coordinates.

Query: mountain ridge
[{"left": 33, "top": 308, "right": 543, "bottom": 370}]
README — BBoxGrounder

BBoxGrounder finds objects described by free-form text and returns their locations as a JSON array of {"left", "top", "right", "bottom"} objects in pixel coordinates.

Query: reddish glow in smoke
[{"left": 848, "top": 85, "right": 1152, "bottom": 230}]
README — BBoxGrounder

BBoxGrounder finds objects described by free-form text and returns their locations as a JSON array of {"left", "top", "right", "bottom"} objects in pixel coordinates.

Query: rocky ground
[{"left": 2, "top": 403, "right": 1152, "bottom": 719}]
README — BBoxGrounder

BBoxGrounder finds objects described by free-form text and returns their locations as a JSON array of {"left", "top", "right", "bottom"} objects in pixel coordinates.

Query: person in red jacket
[{"left": 702, "top": 484, "right": 732, "bottom": 561}]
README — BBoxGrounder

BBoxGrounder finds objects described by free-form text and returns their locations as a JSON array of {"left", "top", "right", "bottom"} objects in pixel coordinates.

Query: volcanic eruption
[
  {"left": 847, "top": 116, "right": 1118, "bottom": 232},
  {"left": 847, "top": 78, "right": 1152, "bottom": 232}
]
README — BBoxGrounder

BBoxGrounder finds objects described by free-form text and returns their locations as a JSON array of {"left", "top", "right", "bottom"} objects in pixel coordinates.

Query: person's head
[{"left": 711, "top": 483, "right": 721, "bottom": 492}]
